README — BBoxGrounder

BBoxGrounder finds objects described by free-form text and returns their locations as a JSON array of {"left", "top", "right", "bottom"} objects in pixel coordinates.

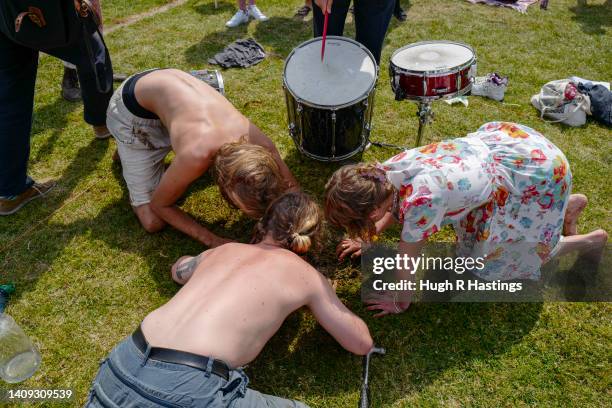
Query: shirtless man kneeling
[
  {"left": 107, "top": 68, "right": 298, "bottom": 247},
  {"left": 86, "top": 192, "right": 373, "bottom": 407}
]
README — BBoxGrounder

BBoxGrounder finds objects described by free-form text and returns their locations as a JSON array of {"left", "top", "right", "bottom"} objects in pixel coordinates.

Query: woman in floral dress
[{"left": 325, "top": 122, "right": 607, "bottom": 316}]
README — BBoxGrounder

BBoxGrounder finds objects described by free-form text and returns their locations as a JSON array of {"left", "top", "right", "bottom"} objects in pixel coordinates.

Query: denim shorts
[
  {"left": 106, "top": 77, "right": 172, "bottom": 207},
  {"left": 86, "top": 336, "right": 309, "bottom": 408}
]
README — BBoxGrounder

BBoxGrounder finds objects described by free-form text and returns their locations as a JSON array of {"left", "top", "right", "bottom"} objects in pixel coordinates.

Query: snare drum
[
  {"left": 390, "top": 41, "right": 476, "bottom": 101},
  {"left": 283, "top": 36, "right": 378, "bottom": 161}
]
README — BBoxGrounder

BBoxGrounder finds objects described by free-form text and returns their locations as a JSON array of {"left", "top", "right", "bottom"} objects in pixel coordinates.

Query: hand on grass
[
  {"left": 336, "top": 238, "right": 363, "bottom": 261},
  {"left": 365, "top": 300, "right": 411, "bottom": 318}
]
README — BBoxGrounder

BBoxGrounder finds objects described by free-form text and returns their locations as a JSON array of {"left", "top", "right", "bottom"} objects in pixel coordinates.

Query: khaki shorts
[{"left": 106, "top": 79, "right": 172, "bottom": 207}]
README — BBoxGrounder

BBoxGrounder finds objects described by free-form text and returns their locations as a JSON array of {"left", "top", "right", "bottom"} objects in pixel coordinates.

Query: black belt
[{"left": 132, "top": 326, "right": 230, "bottom": 381}]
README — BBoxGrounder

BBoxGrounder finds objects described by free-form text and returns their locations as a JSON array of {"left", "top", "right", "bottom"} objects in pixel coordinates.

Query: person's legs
[
  {"left": 227, "top": 0, "right": 250, "bottom": 26},
  {"left": 563, "top": 193, "right": 588, "bottom": 236},
  {"left": 106, "top": 82, "right": 170, "bottom": 232},
  {"left": 552, "top": 229, "right": 608, "bottom": 259},
  {"left": 133, "top": 204, "right": 166, "bottom": 233},
  {"left": 313, "top": 0, "right": 351, "bottom": 37},
  {"left": 0, "top": 33, "right": 38, "bottom": 198},
  {"left": 353, "top": 0, "right": 395, "bottom": 63},
  {"left": 247, "top": 0, "right": 268, "bottom": 21},
  {"left": 46, "top": 39, "right": 112, "bottom": 131},
  {"left": 61, "top": 61, "right": 82, "bottom": 102}
]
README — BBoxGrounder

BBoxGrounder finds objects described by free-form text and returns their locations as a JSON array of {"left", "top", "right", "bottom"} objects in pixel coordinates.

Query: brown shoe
[
  {"left": 93, "top": 125, "right": 111, "bottom": 139},
  {"left": 0, "top": 181, "right": 56, "bottom": 216}
]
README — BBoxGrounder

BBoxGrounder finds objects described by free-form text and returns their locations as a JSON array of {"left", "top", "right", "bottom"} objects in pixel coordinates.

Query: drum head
[
  {"left": 391, "top": 41, "right": 474, "bottom": 73},
  {"left": 284, "top": 36, "right": 377, "bottom": 107}
]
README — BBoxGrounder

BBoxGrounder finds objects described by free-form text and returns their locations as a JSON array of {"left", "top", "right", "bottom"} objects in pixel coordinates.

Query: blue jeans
[
  {"left": 0, "top": 32, "right": 112, "bottom": 196},
  {"left": 86, "top": 336, "right": 309, "bottom": 407},
  {"left": 312, "top": 0, "right": 395, "bottom": 64}
]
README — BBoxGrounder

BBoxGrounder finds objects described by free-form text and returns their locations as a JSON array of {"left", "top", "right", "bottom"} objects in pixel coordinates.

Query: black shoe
[
  {"left": 394, "top": 7, "right": 407, "bottom": 22},
  {"left": 61, "top": 67, "right": 81, "bottom": 102}
]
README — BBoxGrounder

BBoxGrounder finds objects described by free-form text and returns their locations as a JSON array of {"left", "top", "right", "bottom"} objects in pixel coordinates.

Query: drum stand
[{"left": 415, "top": 102, "right": 434, "bottom": 147}]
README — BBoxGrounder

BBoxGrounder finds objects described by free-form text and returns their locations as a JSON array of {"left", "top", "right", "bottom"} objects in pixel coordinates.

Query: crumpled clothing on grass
[{"left": 208, "top": 38, "right": 266, "bottom": 68}]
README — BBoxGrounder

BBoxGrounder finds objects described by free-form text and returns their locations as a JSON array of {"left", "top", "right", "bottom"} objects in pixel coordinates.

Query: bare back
[
  {"left": 141, "top": 243, "right": 320, "bottom": 367},
  {"left": 135, "top": 69, "right": 250, "bottom": 157}
]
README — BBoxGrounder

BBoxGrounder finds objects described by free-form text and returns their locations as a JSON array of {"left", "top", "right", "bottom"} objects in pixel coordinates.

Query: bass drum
[{"left": 283, "top": 36, "right": 378, "bottom": 161}]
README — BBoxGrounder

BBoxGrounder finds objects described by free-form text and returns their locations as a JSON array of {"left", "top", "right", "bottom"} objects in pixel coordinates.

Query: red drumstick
[{"left": 321, "top": 0, "right": 329, "bottom": 61}]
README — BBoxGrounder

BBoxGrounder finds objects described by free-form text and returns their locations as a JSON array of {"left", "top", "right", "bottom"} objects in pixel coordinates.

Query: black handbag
[{"left": 0, "top": 0, "right": 113, "bottom": 93}]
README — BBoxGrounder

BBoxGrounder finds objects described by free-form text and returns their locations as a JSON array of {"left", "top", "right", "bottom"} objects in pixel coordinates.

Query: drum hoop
[
  {"left": 390, "top": 40, "right": 476, "bottom": 76},
  {"left": 283, "top": 36, "right": 379, "bottom": 110}
]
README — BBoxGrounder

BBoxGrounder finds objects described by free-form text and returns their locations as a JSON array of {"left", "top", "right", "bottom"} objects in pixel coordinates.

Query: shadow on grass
[
  {"left": 569, "top": 3, "right": 612, "bottom": 35},
  {"left": 249, "top": 299, "right": 541, "bottom": 406},
  {"left": 30, "top": 97, "right": 81, "bottom": 166},
  {"left": 192, "top": 1, "right": 235, "bottom": 16},
  {"left": 0, "top": 136, "right": 109, "bottom": 296}
]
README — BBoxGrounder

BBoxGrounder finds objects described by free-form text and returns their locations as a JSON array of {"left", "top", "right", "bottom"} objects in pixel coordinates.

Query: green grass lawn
[{"left": 1, "top": 0, "right": 611, "bottom": 406}]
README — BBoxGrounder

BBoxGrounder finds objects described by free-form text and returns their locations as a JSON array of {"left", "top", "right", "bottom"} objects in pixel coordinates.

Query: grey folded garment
[{"left": 208, "top": 38, "right": 266, "bottom": 68}]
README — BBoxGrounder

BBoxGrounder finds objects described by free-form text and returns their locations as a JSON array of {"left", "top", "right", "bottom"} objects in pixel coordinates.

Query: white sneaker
[
  {"left": 248, "top": 5, "right": 268, "bottom": 21},
  {"left": 226, "top": 9, "right": 249, "bottom": 27},
  {"left": 471, "top": 73, "right": 508, "bottom": 102}
]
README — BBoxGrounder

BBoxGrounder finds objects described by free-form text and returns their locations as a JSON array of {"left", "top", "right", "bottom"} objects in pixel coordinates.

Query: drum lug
[
  {"left": 331, "top": 111, "right": 337, "bottom": 158},
  {"left": 288, "top": 122, "right": 296, "bottom": 137}
]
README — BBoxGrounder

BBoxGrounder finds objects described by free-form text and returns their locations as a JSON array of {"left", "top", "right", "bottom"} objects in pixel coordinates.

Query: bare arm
[
  {"left": 307, "top": 271, "right": 373, "bottom": 355},
  {"left": 170, "top": 249, "right": 211, "bottom": 284},
  {"left": 375, "top": 211, "right": 397, "bottom": 235},
  {"left": 150, "top": 153, "right": 230, "bottom": 247},
  {"left": 337, "top": 212, "right": 398, "bottom": 261},
  {"left": 247, "top": 123, "right": 300, "bottom": 191}
]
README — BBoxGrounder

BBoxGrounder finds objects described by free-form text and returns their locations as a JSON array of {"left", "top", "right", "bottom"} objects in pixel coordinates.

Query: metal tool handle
[
  {"left": 359, "top": 385, "right": 370, "bottom": 408},
  {"left": 358, "top": 347, "right": 386, "bottom": 408}
]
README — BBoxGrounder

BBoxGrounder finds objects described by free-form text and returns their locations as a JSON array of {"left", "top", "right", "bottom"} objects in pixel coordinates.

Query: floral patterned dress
[{"left": 381, "top": 122, "right": 572, "bottom": 280}]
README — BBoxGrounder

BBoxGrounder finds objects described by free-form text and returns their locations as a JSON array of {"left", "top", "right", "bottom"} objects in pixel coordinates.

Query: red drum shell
[{"left": 390, "top": 41, "right": 476, "bottom": 101}]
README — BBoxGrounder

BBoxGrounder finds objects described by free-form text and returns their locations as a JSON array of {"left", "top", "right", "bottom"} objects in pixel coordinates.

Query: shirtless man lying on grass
[
  {"left": 86, "top": 192, "right": 373, "bottom": 407},
  {"left": 107, "top": 68, "right": 298, "bottom": 247}
]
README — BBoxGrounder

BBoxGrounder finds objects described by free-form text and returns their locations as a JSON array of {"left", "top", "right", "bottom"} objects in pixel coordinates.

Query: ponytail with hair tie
[{"left": 290, "top": 232, "right": 311, "bottom": 254}]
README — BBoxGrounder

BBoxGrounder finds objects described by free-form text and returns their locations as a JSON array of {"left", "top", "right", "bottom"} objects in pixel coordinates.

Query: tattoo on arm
[{"left": 175, "top": 254, "right": 202, "bottom": 282}]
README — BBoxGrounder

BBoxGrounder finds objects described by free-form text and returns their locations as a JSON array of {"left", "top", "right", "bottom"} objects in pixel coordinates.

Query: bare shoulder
[{"left": 281, "top": 252, "right": 327, "bottom": 294}]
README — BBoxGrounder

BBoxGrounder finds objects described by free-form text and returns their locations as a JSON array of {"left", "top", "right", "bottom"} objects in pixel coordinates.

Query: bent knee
[{"left": 134, "top": 205, "right": 166, "bottom": 233}]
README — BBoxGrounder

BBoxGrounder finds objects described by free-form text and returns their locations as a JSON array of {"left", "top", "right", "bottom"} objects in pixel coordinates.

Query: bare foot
[
  {"left": 563, "top": 194, "right": 588, "bottom": 236},
  {"left": 112, "top": 148, "right": 120, "bottom": 162},
  {"left": 580, "top": 229, "right": 609, "bottom": 262}
]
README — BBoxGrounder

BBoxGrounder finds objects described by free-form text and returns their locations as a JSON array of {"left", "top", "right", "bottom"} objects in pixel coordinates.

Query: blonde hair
[
  {"left": 324, "top": 163, "right": 393, "bottom": 239},
  {"left": 252, "top": 192, "right": 322, "bottom": 254},
  {"left": 214, "top": 140, "right": 285, "bottom": 219}
]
